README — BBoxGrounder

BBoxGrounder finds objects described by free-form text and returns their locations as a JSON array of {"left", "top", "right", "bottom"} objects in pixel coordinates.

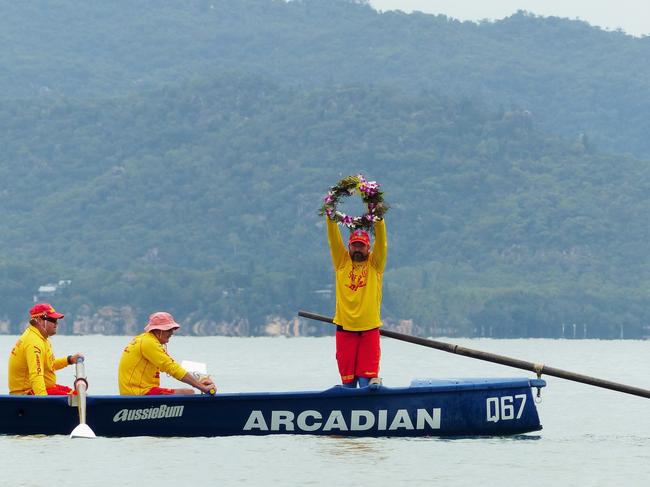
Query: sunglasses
[{"left": 43, "top": 316, "right": 58, "bottom": 323}]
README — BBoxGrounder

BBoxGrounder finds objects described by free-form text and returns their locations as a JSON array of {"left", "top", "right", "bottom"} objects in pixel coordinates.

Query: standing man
[
  {"left": 326, "top": 216, "right": 387, "bottom": 387},
  {"left": 118, "top": 311, "right": 216, "bottom": 395},
  {"left": 8, "top": 303, "right": 83, "bottom": 395}
]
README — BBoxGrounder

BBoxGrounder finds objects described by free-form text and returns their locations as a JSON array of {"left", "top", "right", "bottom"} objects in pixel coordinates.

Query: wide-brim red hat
[{"left": 144, "top": 312, "right": 181, "bottom": 332}]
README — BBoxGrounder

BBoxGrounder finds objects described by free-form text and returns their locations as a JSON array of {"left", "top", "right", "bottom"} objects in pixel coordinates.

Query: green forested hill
[
  {"left": 1, "top": 76, "right": 649, "bottom": 337},
  {"left": 3, "top": 0, "right": 650, "bottom": 157}
]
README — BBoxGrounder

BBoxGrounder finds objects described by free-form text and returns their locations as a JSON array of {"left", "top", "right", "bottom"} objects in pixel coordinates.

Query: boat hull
[{"left": 0, "top": 378, "right": 545, "bottom": 437}]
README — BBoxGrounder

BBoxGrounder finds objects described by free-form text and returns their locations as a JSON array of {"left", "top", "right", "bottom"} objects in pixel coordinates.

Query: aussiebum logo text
[{"left": 113, "top": 405, "right": 184, "bottom": 422}]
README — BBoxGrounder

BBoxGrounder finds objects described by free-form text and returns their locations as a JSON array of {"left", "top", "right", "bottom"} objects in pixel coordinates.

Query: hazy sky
[{"left": 369, "top": 1, "right": 650, "bottom": 37}]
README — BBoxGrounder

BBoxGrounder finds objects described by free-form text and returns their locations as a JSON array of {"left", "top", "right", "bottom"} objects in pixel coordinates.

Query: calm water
[{"left": 1, "top": 335, "right": 648, "bottom": 487}]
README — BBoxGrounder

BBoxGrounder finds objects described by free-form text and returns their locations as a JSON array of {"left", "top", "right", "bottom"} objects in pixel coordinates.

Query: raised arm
[
  {"left": 326, "top": 217, "right": 347, "bottom": 269},
  {"left": 370, "top": 219, "right": 387, "bottom": 273}
]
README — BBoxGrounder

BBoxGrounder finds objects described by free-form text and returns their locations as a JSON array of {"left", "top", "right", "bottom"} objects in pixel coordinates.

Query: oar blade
[{"left": 70, "top": 423, "right": 96, "bottom": 439}]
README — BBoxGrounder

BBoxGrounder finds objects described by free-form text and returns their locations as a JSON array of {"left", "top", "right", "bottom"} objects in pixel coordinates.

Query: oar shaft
[
  {"left": 74, "top": 358, "right": 89, "bottom": 424},
  {"left": 69, "top": 357, "right": 96, "bottom": 438},
  {"left": 298, "top": 310, "right": 650, "bottom": 399},
  {"left": 77, "top": 383, "right": 88, "bottom": 424}
]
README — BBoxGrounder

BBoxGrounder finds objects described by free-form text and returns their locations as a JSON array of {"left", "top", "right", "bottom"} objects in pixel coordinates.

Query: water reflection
[{"left": 315, "top": 436, "right": 391, "bottom": 459}]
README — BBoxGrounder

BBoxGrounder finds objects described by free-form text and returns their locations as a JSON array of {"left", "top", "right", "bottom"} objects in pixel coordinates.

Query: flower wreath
[{"left": 319, "top": 174, "right": 388, "bottom": 231}]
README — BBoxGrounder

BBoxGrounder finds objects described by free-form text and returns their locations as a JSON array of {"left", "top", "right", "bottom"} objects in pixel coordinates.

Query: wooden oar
[
  {"left": 298, "top": 310, "right": 650, "bottom": 399},
  {"left": 70, "top": 358, "right": 96, "bottom": 438}
]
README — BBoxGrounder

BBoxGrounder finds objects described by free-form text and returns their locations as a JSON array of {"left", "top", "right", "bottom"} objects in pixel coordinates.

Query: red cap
[
  {"left": 144, "top": 312, "right": 181, "bottom": 332},
  {"left": 349, "top": 230, "right": 370, "bottom": 246},
  {"left": 30, "top": 303, "right": 64, "bottom": 319}
]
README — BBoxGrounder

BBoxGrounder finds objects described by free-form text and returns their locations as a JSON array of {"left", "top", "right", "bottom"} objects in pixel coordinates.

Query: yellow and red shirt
[
  {"left": 327, "top": 218, "right": 387, "bottom": 331},
  {"left": 8, "top": 325, "right": 69, "bottom": 395},
  {"left": 118, "top": 332, "right": 187, "bottom": 395}
]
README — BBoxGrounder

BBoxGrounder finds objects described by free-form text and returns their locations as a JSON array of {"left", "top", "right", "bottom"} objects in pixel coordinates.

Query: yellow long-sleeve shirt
[
  {"left": 327, "top": 217, "right": 387, "bottom": 331},
  {"left": 118, "top": 332, "right": 188, "bottom": 395},
  {"left": 8, "top": 325, "right": 69, "bottom": 395}
]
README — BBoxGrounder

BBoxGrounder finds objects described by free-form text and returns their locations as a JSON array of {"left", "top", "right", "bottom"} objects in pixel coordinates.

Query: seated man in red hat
[
  {"left": 326, "top": 216, "right": 387, "bottom": 388},
  {"left": 118, "top": 311, "right": 216, "bottom": 395},
  {"left": 8, "top": 303, "right": 84, "bottom": 395}
]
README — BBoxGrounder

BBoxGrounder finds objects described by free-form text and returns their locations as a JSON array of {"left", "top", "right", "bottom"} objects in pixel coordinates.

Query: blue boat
[{"left": 0, "top": 377, "right": 545, "bottom": 437}]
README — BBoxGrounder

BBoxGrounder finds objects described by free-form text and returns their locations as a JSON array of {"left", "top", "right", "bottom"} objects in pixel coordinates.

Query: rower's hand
[
  {"left": 200, "top": 380, "right": 217, "bottom": 395},
  {"left": 69, "top": 353, "right": 85, "bottom": 364}
]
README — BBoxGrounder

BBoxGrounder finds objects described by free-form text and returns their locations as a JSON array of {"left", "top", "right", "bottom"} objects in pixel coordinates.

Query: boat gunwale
[{"left": 0, "top": 377, "right": 546, "bottom": 404}]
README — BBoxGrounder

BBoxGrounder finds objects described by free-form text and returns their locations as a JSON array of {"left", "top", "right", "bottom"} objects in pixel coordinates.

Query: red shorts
[
  {"left": 146, "top": 387, "right": 176, "bottom": 395},
  {"left": 335, "top": 327, "right": 381, "bottom": 384},
  {"left": 46, "top": 384, "right": 75, "bottom": 395}
]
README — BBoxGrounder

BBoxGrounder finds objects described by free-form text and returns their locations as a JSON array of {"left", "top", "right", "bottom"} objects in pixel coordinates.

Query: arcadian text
[{"left": 243, "top": 408, "right": 441, "bottom": 432}]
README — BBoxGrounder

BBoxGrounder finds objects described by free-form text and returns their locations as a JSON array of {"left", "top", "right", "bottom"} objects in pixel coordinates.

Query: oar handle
[{"left": 298, "top": 310, "right": 650, "bottom": 399}]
